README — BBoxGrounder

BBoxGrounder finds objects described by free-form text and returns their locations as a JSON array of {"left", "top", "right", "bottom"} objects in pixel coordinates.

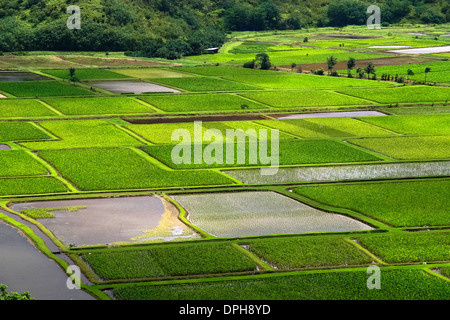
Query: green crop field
[
  {"left": 1, "top": 24, "right": 449, "bottom": 304},
  {"left": 356, "top": 231, "right": 450, "bottom": 264},
  {"left": 41, "top": 69, "right": 131, "bottom": 81},
  {"left": 43, "top": 97, "right": 154, "bottom": 116},
  {"left": 138, "top": 93, "right": 268, "bottom": 112},
  {"left": 294, "top": 179, "right": 450, "bottom": 227},
  {"left": 0, "top": 81, "right": 94, "bottom": 97},
  {"left": 242, "top": 90, "right": 374, "bottom": 108},
  {"left": 0, "top": 99, "right": 57, "bottom": 118},
  {"left": 81, "top": 242, "right": 257, "bottom": 280},
  {"left": 338, "top": 86, "right": 450, "bottom": 104},
  {"left": 113, "top": 269, "right": 450, "bottom": 300},
  {"left": 0, "top": 150, "right": 49, "bottom": 177},
  {"left": 348, "top": 136, "right": 450, "bottom": 160},
  {"left": 247, "top": 237, "right": 373, "bottom": 269},
  {"left": 0, "top": 122, "right": 52, "bottom": 142},
  {"left": 37, "top": 147, "right": 234, "bottom": 191}
]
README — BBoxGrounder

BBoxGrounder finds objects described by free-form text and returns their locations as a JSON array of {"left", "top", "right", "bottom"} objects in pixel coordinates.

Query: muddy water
[
  {"left": 0, "top": 217, "right": 95, "bottom": 300},
  {"left": 275, "top": 111, "right": 386, "bottom": 119},
  {"left": 0, "top": 72, "right": 51, "bottom": 81},
  {"left": 11, "top": 196, "right": 167, "bottom": 246},
  {"left": 0, "top": 144, "right": 11, "bottom": 150},
  {"left": 90, "top": 81, "right": 180, "bottom": 94}
]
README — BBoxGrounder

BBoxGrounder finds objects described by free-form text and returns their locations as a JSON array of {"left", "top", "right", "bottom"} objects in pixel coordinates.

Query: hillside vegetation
[{"left": 0, "top": 0, "right": 449, "bottom": 57}]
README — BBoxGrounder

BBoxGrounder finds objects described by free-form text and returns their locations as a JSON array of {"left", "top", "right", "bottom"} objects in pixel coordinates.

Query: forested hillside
[{"left": 0, "top": 0, "right": 448, "bottom": 57}]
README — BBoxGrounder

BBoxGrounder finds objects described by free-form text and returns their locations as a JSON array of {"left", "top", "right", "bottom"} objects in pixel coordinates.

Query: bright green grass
[
  {"left": 111, "top": 68, "right": 194, "bottom": 79},
  {"left": 37, "top": 148, "right": 234, "bottom": 191},
  {"left": 348, "top": 136, "right": 450, "bottom": 160},
  {"left": 21, "top": 119, "right": 144, "bottom": 150},
  {"left": 81, "top": 243, "right": 257, "bottom": 280},
  {"left": 247, "top": 237, "right": 372, "bottom": 269},
  {"left": 341, "top": 60, "right": 450, "bottom": 76},
  {"left": 0, "top": 99, "right": 57, "bottom": 118},
  {"left": 0, "top": 150, "right": 48, "bottom": 177},
  {"left": 173, "top": 66, "right": 275, "bottom": 76},
  {"left": 151, "top": 77, "right": 261, "bottom": 91},
  {"left": 256, "top": 118, "right": 397, "bottom": 138},
  {"left": 294, "top": 179, "right": 450, "bottom": 227},
  {"left": 358, "top": 114, "right": 450, "bottom": 135},
  {"left": 410, "top": 70, "right": 450, "bottom": 84},
  {"left": 142, "top": 139, "right": 381, "bottom": 169},
  {"left": 0, "top": 81, "right": 94, "bottom": 97},
  {"left": 224, "top": 73, "right": 395, "bottom": 89},
  {"left": 43, "top": 97, "right": 154, "bottom": 116},
  {"left": 127, "top": 122, "right": 207, "bottom": 144},
  {"left": 138, "top": 93, "right": 268, "bottom": 112},
  {"left": 357, "top": 231, "right": 450, "bottom": 264},
  {"left": 338, "top": 86, "right": 450, "bottom": 104},
  {"left": 0, "top": 122, "right": 51, "bottom": 142},
  {"left": 242, "top": 90, "right": 374, "bottom": 108},
  {"left": 40, "top": 69, "right": 131, "bottom": 80},
  {"left": 0, "top": 177, "right": 68, "bottom": 196},
  {"left": 113, "top": 269, "right": 450, "bottom": 300},
  {"left": 20, "top": 206, "right": 86, "bottom": 219}
]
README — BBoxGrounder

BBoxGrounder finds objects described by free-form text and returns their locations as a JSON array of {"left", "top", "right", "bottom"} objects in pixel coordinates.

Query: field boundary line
[
  {"left": 133, "top": 97, "right": 167, "bottom": 113},
  {"left": 35, "top": 99, "right": 64, "bottom": 116},
  {"left": 112, "top": 124, "right": 153, "bottom": 146},
  {"left": 423, "top": 267, "right": 450, "bottom": 283},
  {"left": 230, "top": 243, "right": 276, "bottom": 272},
  {"left": 343, "top": 237, "right": 387, "bottom": 265}
]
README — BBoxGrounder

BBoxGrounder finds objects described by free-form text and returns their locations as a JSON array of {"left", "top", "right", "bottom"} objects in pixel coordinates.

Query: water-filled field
[{"left": 172, "top": 191, "right": 372, "bottom": 237}]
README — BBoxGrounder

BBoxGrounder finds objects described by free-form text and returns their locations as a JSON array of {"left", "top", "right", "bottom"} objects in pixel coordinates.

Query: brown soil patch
[{"left": 58, "top": 56, "right": 167, "bottom": 68}]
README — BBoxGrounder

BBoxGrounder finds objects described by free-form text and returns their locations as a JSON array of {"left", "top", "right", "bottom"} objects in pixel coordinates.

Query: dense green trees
[{"left": 0, "top": 0, "right": 448, "bottom": 56}]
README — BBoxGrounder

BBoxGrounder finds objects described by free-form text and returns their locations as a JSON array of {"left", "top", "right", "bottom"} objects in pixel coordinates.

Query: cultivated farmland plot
[{"left": 1, "top": 24, "right": 450, "bottom": 302}]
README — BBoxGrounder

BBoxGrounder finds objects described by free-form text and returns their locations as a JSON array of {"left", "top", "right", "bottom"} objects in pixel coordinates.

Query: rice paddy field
[{"left": 0, "top": 25, "right": 449, "bottom": 303}]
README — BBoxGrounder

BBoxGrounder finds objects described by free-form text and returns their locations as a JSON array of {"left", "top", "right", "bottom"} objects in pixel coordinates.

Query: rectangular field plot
[
  {"left": 256, "top": 118, "right": 398, "bottom": 138},
  {"left": 246, "top": 237, "right": 372, "bottom": 269},
  {"left": 38, "top": 148, "right": 234, "bottom": 191},
  {"left": 242, "top": 90, "right": 374, "bottom": 108},
  {"left": 11, "top": 196, "right": 199, "bottom": 246},
  {"left": 43, "top": 97, "right": 154, "bottom": 116},
  {"left": 0, "top": 122, "right": 52, "bottom": 142},
  {"left": 224, "top": 160, "right": 450, "bottom": 184},
  {"left": 0, "top": 99, "right": 57, "bottom": 118},
  {"left": 138, "top": 93, "right": 268, "bottom": 112},
  {"left": 111, "top": 68, "right": 194, "bottom": 79},
  {"left": 348, "top": 136, "right": 450, "bottom": 160},
  {"left": 150, "top": 77, "right": 261, "bottom": 91},
  {"left": 357, "top": 114, "right": 450, "bottom": 136},
  {"left": 0, "top": 150, "right": 49, "bottom": 177},
  {"left": 337, "top": 86, "right": 450, "bottom": 104},
  {"left": 0, "top": 177, "right": 68, "bottom": 196},
  {"left": 294, "top": 179, "right": 450, "bottom": 227},
  {"left": 113, "top": 269, "right": 450, "bottom": 300},
  {"left": 173, "top": 66, "right": 274, "bottom": 77},
  {"left": 89, "top": 81, "right": 180, "bottom": 94},
  {"left": 171, "top": 191, "right": 372, "bottom": 238},
  {"left": 143, "top": 139, "right": 381, "bottom": 169},
  {"left": 356, "top": 231, "right": 450, "bottom": 264},
  {"left": 41, "top": 69, "right": 131, "bottom": 81},
  {"left": 20, "top": 120, "right": 144, "bottom": 150},
  {"left": 223, "top": 73, "right": 394, "bottom": 89},
  {"left": 0, "top": 81, "right": 94, "bottom": 97},
  {"left": 81, "top": 242, "right": 257, "bottom": 280}
]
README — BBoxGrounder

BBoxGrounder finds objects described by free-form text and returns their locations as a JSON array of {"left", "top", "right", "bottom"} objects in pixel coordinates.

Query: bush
[{"left": 243, "top": 60, "right": 256, "bottom": 69}]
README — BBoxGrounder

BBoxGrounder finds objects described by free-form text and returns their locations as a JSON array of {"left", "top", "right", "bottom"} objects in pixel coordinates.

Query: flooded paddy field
[
  {"left": 224, "top": 161, "right": 450, "bottom": 185},
  {"left": 388, "top": 45, "right": 450, "bottom": 54},
  {"left": 0, "top": 217, "right": 94, "bottom": 300},
  {"left": 89, "top": 81, "right": 180, "bottom": 94},
  {"left": 172, "top": 191, "right": 372, "bottom": 238},
  {"left": 0, "top": 71, "right": 52, "bottom": 81},
  {"left": 0, "top": 144, "right": 11, "bottom": 150},
  {"left": 274, "top": 111, "right": 386, "bottom": 119},
  {"left": 10, "top": 196, "right": 198, "bottom": 247}
]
